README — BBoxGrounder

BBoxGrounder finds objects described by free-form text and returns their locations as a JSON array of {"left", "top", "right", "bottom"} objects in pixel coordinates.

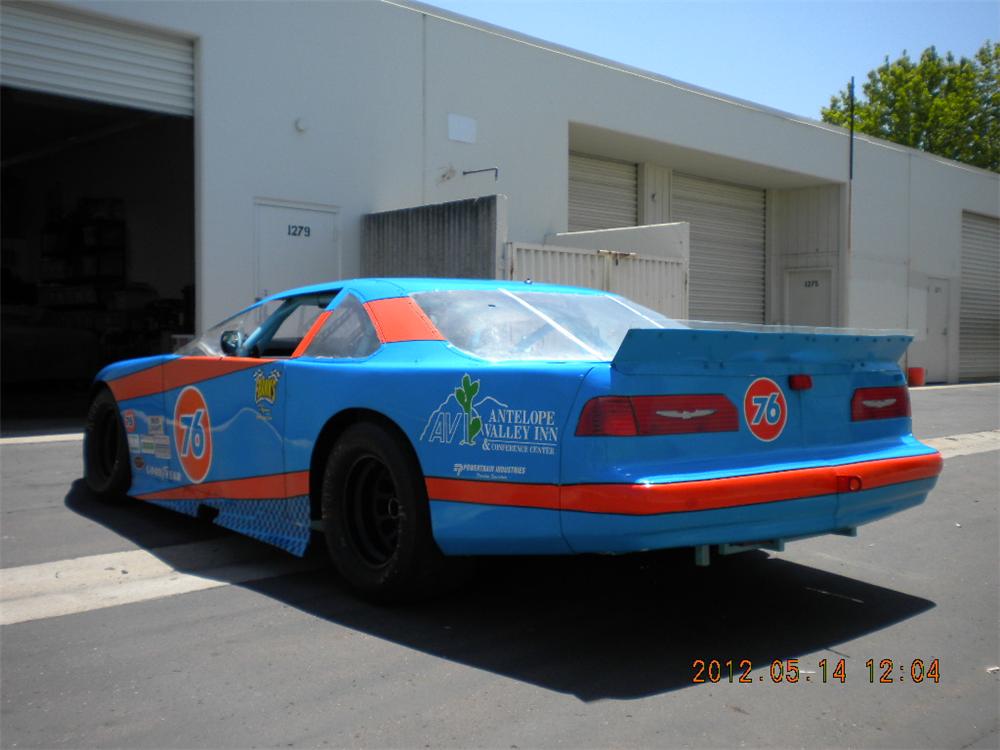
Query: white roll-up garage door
[
  {"left": 568, "top": 153, "right": 638, "bottom": 232},
  {"left": 671, "top": 173, "right": 766, "bottom": 323},
  {"left": 0, "top": 2, "right": 193, "bottom": 116},
  {"left": 960, "top": 212, "right": 1000, "bottom": 381}
]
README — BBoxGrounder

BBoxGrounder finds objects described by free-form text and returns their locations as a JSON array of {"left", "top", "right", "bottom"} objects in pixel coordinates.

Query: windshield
[{"left": 412, "top": 289, "right": 682, "bottom": 361}]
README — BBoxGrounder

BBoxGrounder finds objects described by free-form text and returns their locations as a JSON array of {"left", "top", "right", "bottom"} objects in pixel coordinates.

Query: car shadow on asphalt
[{"left": 65, "top": 479, "right": 935, "bottom": 702}]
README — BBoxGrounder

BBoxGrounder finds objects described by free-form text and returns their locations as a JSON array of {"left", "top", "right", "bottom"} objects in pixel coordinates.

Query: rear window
[
  {"left": 412, "top": 289, "right": 679, "bottom": 361},
  {"left": 303, "top": 293, "right": 380, "bottom": 359}
]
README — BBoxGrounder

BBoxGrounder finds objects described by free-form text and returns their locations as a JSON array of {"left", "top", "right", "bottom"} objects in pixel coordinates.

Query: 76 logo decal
[
  {"left": 743, "top": 378, "right": 788, "bottom": 442},
  {"left": 173, "top": 386, "right": 213, "bottom": 483}
]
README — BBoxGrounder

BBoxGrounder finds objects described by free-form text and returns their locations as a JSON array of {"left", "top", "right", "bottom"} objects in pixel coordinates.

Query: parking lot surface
[{"left": 1, "top": 384, "right": 998, "bottom": 749}]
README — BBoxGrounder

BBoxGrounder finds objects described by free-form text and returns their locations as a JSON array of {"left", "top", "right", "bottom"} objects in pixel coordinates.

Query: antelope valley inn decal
[{"left": 420, "top": 374, "right": 558, "bottom": 456}]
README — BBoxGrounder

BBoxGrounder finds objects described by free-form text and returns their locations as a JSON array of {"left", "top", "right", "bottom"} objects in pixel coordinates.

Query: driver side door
[{"left": 163, "top": 294, "right": 330, "bottom": 496}]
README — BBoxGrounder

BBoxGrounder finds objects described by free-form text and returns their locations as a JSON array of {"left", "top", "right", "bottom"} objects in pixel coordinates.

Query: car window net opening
[
  {"left": 177, "top": 293, "right": 334, "bottom": 357},
  {"left": 412, "top": 290, "right": 678, "bottom": 361}
]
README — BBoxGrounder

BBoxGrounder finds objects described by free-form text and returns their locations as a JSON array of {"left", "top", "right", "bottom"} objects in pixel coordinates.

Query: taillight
[
  {"left": 851, "top": 386, "right": 910, "bottom": 421},
  {"left": 576, "top": 395, "right": 738, "bottom": 436},
  {"left": 789, "top": 374, "right": 813, "bottom": 391},
  {"left": 576, "top": 397, "right": 637, "bottom": 436}
]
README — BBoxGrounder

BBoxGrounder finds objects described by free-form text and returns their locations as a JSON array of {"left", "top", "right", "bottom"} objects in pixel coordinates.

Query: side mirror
[{"left": 220, "top": 330, "right": 243, "bottom": 356}]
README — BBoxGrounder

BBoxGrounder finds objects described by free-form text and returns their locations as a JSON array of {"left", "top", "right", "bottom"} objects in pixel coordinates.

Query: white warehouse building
[{"left": 1, "top": 0, "right": 998, "bottom": 407}]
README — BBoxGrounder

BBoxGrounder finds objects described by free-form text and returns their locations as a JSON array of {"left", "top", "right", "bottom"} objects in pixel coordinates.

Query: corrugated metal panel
[
  {"left": 508, "top": 243, "right": 607, "bottom": 289},
  {"left": 507, "top": 243, "right": 687, "bottom": 319},
  {"left": 568, "top": 153, "right": 638, "bottom": 231},
  {"left": 607, "top": 254, "right": 687, "bottom": 318},
  {"left": 671, "top": 172, "right": 766, "bottom": 323},
  {"left": 960, "top": 212, "right": 1000, "bottom": 381},
  {"left": 0, "top": 2, "right": 193, "bottom": 116},
  {"left": 362, "top": 196, "right": 500, "bottom": 278}
]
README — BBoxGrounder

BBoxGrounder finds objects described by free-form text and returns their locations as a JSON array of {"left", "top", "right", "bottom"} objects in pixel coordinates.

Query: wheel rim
[
  {"left": 95, "top": 407, "right": 121, "bottom": 480},
  {"left": 342, "top": 455, "right": 402, "bottom": 568}
]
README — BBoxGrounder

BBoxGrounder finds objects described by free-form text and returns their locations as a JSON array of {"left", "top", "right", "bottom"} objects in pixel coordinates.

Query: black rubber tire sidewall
[
  {"left": 83, "top": 388, "right": 131, "bottom": 502},
  {"left": 321, "top": 422, "right": 441, "bottom": 600}
]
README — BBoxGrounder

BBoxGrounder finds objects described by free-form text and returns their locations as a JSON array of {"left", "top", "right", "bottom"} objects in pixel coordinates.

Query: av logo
[
  {"left": 743, "top": 377, "right": 788, "bottom": 442},
  {"left": 173, "top": 386, "right": 213, "bottom": 483}
]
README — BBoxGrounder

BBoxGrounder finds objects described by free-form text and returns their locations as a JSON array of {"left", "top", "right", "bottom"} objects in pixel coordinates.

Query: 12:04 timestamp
[{"left": 692, "top": 658, "right": 940, "bottom": 684}]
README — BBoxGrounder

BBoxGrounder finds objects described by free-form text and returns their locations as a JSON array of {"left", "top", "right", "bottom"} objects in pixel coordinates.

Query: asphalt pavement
[{"left": 1, "top": 384, "right": 998, "bottom": 749}]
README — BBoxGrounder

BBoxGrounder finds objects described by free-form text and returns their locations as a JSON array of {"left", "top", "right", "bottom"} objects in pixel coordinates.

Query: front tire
[
  {"left": 83, "top": 388, "right": 131, "bottom": 502},
  {"left": 321, "top": 422, "right": 444, "bottom": 601}
]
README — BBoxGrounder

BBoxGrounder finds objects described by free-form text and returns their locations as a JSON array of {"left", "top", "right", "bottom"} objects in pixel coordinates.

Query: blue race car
[{"left": 84, "top": 278, "right": 942, "bottom": 599}]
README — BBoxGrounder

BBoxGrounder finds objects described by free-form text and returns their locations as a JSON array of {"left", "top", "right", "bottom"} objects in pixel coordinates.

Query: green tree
[{"left": 822, "top": 42, "right": 999, "bottom": 172}]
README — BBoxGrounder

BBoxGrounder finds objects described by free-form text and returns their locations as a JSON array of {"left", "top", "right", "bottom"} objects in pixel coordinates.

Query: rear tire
[
  {"left": 321, "top": 422, "right": 445, "bottom": 601},
  {"left": 83, "top": 388, "right": 131, "bottom": 502}
]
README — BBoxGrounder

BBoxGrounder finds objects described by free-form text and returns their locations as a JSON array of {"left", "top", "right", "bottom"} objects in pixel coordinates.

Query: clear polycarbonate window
[
  {"left": 303, "top": 293, "right": 381, "bottom": 359},
  {"left": 412, "top": 289, "right": 680, "bottom": 361}
]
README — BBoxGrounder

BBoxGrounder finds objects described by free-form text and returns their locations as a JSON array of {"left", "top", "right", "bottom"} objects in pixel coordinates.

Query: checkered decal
[{"left": 149, "top": 497, "right": 312, "bottom": 556}]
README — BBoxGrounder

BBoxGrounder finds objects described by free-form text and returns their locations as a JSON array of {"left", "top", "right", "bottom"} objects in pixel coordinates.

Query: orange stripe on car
[
  {"left": 136, "top": 470, "right": 311, "bottom": 501},
  {"left": 424, "top": 478, "right": 560, "bottom": 509},
  {"left": 108, "top": 357, "right": 268, "bottom": 401},
  {"left": 426, "top": 452, "right": 943, "bottom": 515},
  {"left": 365, "top": 297, "right": 444, "bottom": 343}
]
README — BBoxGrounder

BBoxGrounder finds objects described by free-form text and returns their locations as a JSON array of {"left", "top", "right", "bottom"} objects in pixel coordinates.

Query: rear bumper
[
  {"left": 426, "top": 450, "right": 942, "bottom": 555},
  {"left": 559, "top": 451, "right": 943, "bottom": 515},
  {"left": 560, "top": 476, "right": 938, "bottom": 554}
]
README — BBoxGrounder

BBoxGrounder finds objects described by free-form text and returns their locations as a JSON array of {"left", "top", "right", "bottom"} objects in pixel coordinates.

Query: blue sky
[{"left": 424, "top": 0, "right": 998, "bottom": 120}]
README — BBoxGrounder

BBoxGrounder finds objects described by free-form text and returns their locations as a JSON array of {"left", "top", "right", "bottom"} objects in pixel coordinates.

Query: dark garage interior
[{"left": 1, "top": 88, "right": 195, "bottom": 433}]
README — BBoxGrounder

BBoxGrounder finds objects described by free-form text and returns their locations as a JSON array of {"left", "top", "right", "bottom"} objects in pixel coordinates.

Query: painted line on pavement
[
  {"left": 920, "top": 430, "right": 1000, "bottom": 459},
  {"left": 911, "top": 382, "right": 998, "bottom": 391},
  {"left": 1, "top": 433, "right": 84, "bottom": 445},
  {"left": 0, "top": 538, "right": 319, "bottom": 626}
]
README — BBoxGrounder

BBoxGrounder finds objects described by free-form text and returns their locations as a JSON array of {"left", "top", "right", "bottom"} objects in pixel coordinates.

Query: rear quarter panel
[{"left": 284, "top": 342, "right": 592, "bottom": 553}]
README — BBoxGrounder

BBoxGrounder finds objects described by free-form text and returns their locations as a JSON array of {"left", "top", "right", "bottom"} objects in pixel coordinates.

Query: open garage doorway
[{"left": 1, "top": 88, "right": 194, "bottom": 433}]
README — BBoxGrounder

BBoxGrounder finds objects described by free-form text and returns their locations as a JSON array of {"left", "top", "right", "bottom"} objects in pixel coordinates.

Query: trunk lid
[{"left": 562, "top": 327, "right": 917, "bottom": 485}]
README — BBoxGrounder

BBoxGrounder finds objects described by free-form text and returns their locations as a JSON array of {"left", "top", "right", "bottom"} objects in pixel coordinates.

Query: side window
[
  {"left": 303, "top": 294, "right": 380, "bottom": 359},
  {"left": 176, "top": 293, "right": 335, "bottom": 358}
]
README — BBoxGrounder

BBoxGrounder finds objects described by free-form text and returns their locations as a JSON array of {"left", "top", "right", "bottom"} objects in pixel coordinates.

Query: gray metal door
[
  {"left": 671, "top": 172, "right": 766, "bottom": 323},
  {"left": 568, "top": 153, "right": 638, "bottom": 232},
  {"left": 960, "top": 212, "right": 1000, "bottom": 380},
  {"left": 0, "top": 2, "right": 194, "bottom": 116}
]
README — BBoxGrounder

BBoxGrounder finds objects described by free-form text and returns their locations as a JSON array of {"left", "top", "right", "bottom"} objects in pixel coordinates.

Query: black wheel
[
  {"left": 321, "top": 422, "right": 445, "bottom": 601},
  {"left": 83, "top": 388, "right": 131, "bottom": 502}
]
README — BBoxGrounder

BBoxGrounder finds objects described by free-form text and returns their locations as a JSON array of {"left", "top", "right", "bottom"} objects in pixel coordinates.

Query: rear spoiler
[{"left": 612, "top": 328, "right": 913, "bottom": 374}]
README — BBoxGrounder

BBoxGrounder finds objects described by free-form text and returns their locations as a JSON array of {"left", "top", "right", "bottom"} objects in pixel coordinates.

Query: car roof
[{"left": 269, "top": 277, "right": 611, "bottom": 303}]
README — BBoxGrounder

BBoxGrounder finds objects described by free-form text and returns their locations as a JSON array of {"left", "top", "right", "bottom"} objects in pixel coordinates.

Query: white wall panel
[{"left": 770, "top": 186, "right": 841, "bottom": 324}]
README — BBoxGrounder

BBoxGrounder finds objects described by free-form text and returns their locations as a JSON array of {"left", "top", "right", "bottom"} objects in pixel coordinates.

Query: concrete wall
[{"left": 65, "top": 1, "right": 999, "bottom": 383}]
